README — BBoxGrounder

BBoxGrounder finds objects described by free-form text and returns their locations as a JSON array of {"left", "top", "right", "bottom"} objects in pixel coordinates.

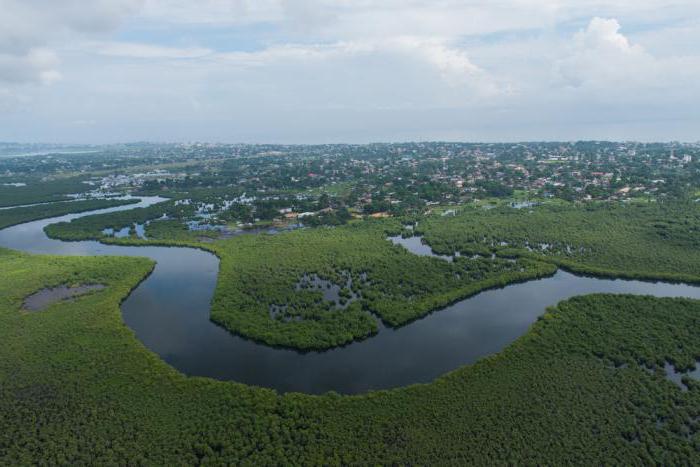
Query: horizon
[{"left": 2, "top": 139, "right": 700, "bottom": 148}]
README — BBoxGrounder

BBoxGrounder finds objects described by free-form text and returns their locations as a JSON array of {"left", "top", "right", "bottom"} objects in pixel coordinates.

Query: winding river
[{"left": 2, "top": 197, "right": 700, "bottom": 394}]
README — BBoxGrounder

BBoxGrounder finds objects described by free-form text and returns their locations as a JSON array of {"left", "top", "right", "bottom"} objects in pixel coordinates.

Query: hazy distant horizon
[
  {"left": 1, "top": 139, "right": 699, "bottom": 151},
  {"left": 2, "top": 118, "right": 699, "bottom": 146}
]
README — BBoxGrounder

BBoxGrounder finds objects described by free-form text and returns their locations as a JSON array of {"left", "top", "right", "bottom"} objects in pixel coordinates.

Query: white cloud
[
  {"left": 553, "top": 16, "right": 700, "bottom": 96},
  {"left": 0, "top": 48, "right": 60, "bottom": 84},
  {"left": 91, "top": 42, "right": 213, "bottom": 59},
  {"left": 1, "top": 1, "right": 700, "bottom": 142},
  {"left": 138, "top": 0, "right": 279, "bottom": 24},
  {"left": 190, "top": 36, "right": 503, "bottom": 109},
  {"left": 391, "top": 37, "right": 486, "bottom": 88},
  {"left": 0, "top": 0, "right": 142, "bottom": 85},
  {"left": 575, "top": 17, "right": 637, "bottom": 52},
  {"left": 134, "top": 1, "right": 700, "bottom": 41},
  {"left": 555, "top": 18, "right": 653, "bottom": 88}
]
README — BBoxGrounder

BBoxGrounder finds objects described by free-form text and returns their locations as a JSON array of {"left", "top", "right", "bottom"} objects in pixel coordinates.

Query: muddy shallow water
[{"left": 23, "top": 284, "right": 106, "bottom": 311}]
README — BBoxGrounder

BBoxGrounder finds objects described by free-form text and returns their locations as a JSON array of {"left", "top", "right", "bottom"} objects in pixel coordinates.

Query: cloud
[
  {"left": 0, "top": 0, "right": 142, "bottom": 85},
  {"left": 134, "top": 1, "right": 700, "bottom": 41},
  {"left": 2, "top": 2, "right": 700, "bottom": 142},
  {"left": 555, "top": 17, "right": 654, "bottom": 88},
  {"left": 198, "top": 36, "right": 502, "bottom": 109},
  {"left": 575, "top": 17, "right": 637, "bottom": 52},
  {"left": 391, "top": 37, "right": 486, "bottom": 87},
  {"left": 139, "top": 0, "right": 277, "bottom": 24},
  {"left": 552, "top": 15, "right": 700, "bottom": 102},
  {"left": 91, "top": 42, "right": 212, "bottom": 59},
  {"left": 0, "top": 48, "right": 61, "bottom": 84}
]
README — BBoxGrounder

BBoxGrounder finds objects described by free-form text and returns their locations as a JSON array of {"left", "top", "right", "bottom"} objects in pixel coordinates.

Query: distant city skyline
[{"left": 1, "top": 1, "right": 699, "bottom": 143}]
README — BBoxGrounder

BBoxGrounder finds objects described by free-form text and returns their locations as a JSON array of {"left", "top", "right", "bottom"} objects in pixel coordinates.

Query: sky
[{"left": 0, "top": 0, "right": 699, "bottom": 144}]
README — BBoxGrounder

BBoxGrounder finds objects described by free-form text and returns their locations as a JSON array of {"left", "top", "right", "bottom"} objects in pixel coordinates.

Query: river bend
[{"left": 1, "top": 197, "right": 699, "bottom": 394}]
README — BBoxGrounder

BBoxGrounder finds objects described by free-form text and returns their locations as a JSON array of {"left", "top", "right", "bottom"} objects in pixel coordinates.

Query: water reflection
[
  {"left": 2, "top": 198, "right": 700, "bottom": 394},
  {"left": 388, "top": 235, "right": 457, "bottom": 262}
]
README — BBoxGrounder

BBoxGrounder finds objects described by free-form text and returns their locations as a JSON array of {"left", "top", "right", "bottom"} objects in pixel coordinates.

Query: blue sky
[{"left": 1, "top": 1, "right": 699, "bottom": 143}]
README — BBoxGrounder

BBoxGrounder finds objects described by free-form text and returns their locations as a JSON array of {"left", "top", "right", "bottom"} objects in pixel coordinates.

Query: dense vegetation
[
  {"left": 43, "top": 200, "right": 195, "bottom": 241},
  {"left": 0, "top": 177, "right": 92, "bottom": 208},
  {"left": 0, "top": 198, "right": 139, "bottom": 230},
  {"left": 40, "top": 199, "right": 700, "bottom": 350},
  {"left": 46, "top": 201, "right": 700, "bottom": 349},
  {"left": 45, "top": 208, "right": 553, "bottom": 349},
  {"left": 42, "top": 199, "right": 233, "bottom": 244},
  {"left": 1, "top": 248, "right": 699, "bottom": 464},
  {"left": 2, "top": 142, "right": 700, "bottom": 463},
  {"left": 207, "top": 221, "right": 553, "bottom": 349},
  {"left": 417, "top": 200, "right": 700, "bottom": 282}
]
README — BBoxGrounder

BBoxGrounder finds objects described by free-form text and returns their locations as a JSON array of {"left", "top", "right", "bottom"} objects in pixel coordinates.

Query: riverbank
[
  {"left": 1, "top": 199, "right": 700, "bottom": 394},
  {"left": 2, "top": 247, "right": 699, "bottom": 464}
]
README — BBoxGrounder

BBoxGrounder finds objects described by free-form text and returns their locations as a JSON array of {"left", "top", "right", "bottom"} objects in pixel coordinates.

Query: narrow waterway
[{"left": 1, "top": 198, "right": 700, "bottom": 394}]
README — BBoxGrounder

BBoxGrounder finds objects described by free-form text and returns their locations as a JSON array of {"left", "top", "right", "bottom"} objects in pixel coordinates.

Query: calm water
[
  {"left": 2, "top": 198, "right": 700, "bottom": 394},
  {"left": 388, "top": 235, "right": 457, "bottom": 261}
]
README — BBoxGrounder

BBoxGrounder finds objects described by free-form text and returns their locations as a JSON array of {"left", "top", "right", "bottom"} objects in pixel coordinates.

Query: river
[{"left": 1, "top": 197, "right": 699, "bottom": 394}]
